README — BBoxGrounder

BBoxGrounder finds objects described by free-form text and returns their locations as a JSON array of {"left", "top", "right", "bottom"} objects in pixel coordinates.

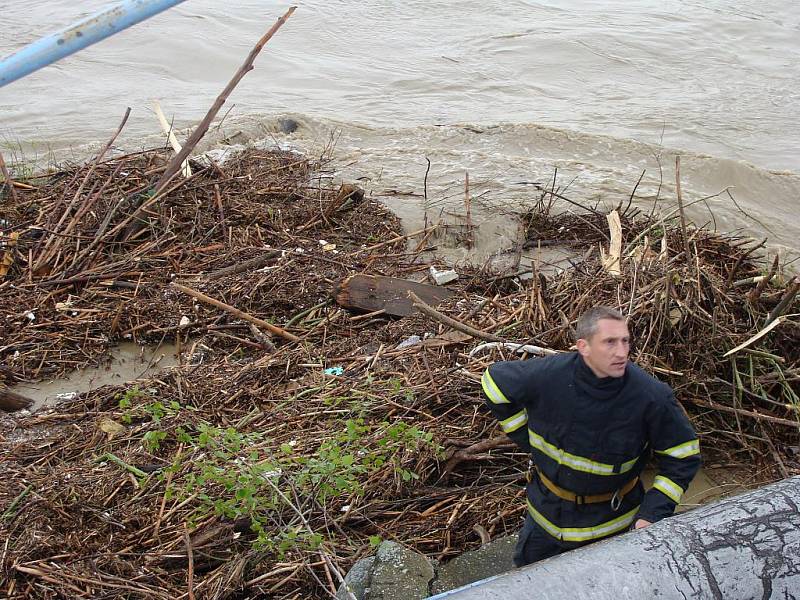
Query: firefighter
[{"left": 482, "top": 305, "right": 701, "bottom": 566}]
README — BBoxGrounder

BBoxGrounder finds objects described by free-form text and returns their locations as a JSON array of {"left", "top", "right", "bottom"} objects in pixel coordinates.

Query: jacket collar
[{"left": 574, "top": 353, "right": 626, "bottom": 401}]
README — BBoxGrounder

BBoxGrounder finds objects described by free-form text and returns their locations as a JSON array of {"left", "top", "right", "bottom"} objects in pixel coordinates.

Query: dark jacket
[{"left": 482, "top": 352, "right": 701, "bottom": 543}]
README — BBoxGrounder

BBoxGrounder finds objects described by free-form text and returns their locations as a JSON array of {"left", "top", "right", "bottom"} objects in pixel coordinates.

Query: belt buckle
[{"left": 610, "top": 489, "right": 622, "bottom": 511}]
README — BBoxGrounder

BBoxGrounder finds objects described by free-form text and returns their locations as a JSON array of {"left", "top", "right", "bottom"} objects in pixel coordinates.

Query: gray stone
[
  {"left": 430, "top": 536, "right": 517, "bottom": 595},
  {"left": 367, "top": 542, "right": 434, "bottom": 600},
  {"left": 336, "top": 542, "right": 436, "bottom": 600},
  {"left": 277, "top": 118, "right": 300, "bottom": 134},
  {"left": 367, "top": 541, "right": 435, "bottom": 600},
  {"left": 336, "top": 556, "right": 375, "bottom": 600}
]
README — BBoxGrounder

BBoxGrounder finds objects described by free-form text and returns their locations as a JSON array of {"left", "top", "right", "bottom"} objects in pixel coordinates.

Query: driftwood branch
[
  {"left": 408, "top": 291, "right": 504, "bottom": 343},
  {"left": 206, "top": 251, "right": 282, "bottom": 280},
  {"left": 443, "top": 436, "right": 517, "bottom": 475},
  {"left": 0, "top": 151, "right": 18, "bottom": 204},
  {"left": 154, "top": 7, "right": 296, "bottom": 195},
  {"left": 122, "top": 7, "right": 296, "bottom": 240},
  {"left": 766, "top": 276, "right": 800, "bottom": 326},
  {"left": 675, "top": 155, "right": 692, "bottom": 261},
  {"left": 170, "top": 282, "right": 299, "bottom": 342},
  {"left": 686, "top": 396, "right": 800, "bottom": 429}
]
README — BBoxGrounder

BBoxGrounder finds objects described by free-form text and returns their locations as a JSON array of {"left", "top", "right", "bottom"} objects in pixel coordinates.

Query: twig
[
  {"left": 205, "top": 251, "right": 281, "bottom": 280},
  {"left": 171, "top": 281, "right": 299, "bottom": 342},
  {"left": 358, "top": 226, "right": 437, "bottom": 253},
  {"left": 153, "top": 100, "right": 192, "bottom": 178},
  {"left": 685, "top": 397, "right": 799, "bottom": 429},
  {"left": 409, "top": 291, "right": 503, "bottom": 343},
  {"left": 748, "top": 254, "right": 779, "bottom": 302},
  {"left": 0, "top": 152, "right": 18, "bottom": 204},
  {"left": 154, "top": 8, "right": 295, "bottom": 195},
  {"left": 261, "top": 477, "right": 356, "bottom": 600},
  {"left": 94, "top": 453, "right": 149, "bottom": 478},
  {"left": 766, "top": 276, "right": 800, "bottom": 326},
  {"left": 675, "top": 156, "right": 691, "bottom": 261},
  {"left": 464, "top": 171, "right": 473, "bottom": 249},
  {"left": 468, "top": 341, "right": 556, "bottom": 357},
  {"left": 184, "top": 526, "right": 195, "bottom": 600}
]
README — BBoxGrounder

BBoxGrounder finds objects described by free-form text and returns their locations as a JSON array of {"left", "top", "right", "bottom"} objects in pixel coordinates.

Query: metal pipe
[
  {"left": 0, "top": 0, "right": 189, "bottom": 88},
  {"left": 430, "top": 475, "right": 800, "bottom": 600}
]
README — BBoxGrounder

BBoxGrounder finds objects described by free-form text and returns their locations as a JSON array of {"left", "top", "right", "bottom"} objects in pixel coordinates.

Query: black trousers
[{"left": 513, "top": 513, "right": 611, "bottom": 567}]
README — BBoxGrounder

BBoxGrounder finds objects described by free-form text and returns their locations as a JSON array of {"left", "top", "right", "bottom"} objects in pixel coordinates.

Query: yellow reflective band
[
  {"left": 653, "top": 475, "right": 684, "bottom": 504},
  {"left": 500, "top": 409, "right": 527, "bottom": 433},
  {"left": 481, "top": 370, "right": 510, "bottom": 405},
  {"left": 527, "top": 498, "right": 639, "bottom": 542},
  {"left": 528, "top": 429, "right": 639, "bottom": 476},
  {"left": 655, "top": 439, "right": 700, "bottom": 459}
]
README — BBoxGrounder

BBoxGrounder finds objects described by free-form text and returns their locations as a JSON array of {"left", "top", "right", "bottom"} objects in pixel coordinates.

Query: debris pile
[{"left": 1, "top": 146, "right": 798, "bottom": 599}]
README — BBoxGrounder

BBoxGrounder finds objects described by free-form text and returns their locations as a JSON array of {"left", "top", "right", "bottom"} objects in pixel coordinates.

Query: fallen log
[
  {"left": 334, "top": 274, "right": 455, "bottom": 317},
  {"left": 432, "top": 475, "right": 800, "bottom": 600},
  {"left": 0, "top": 387, "right": 34, "bottom": 412}
]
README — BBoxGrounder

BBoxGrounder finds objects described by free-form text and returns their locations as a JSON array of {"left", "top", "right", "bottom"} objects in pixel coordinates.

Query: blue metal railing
[{"left": 0, "top": 0, "right": 189, "bottom": 87}]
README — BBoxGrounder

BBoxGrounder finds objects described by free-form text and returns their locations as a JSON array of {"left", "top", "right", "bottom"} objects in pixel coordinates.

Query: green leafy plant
[{"left": 160, "top": 416, "right": 438, "bottom": 556}]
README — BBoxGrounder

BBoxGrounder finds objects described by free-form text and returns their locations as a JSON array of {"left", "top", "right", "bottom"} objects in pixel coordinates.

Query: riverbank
[{"left": 1, "top": 145, "right": 798, "bottom": 598}]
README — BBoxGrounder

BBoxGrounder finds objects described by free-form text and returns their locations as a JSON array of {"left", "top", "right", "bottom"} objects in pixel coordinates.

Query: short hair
[{"left": 575, "top": 306, "right": 626, "bottom": 341}]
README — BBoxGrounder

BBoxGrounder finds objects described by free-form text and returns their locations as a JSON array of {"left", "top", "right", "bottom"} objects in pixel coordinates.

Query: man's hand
[{"left": 633, "top": 519, "right": 652, "bottom": 529}]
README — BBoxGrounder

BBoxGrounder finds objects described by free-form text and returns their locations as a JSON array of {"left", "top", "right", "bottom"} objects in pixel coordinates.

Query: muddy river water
[{"left": 1, "top": 1, "right": 798, "bottom": 265}]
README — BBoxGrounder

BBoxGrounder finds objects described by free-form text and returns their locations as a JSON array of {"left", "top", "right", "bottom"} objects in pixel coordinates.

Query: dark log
[
  {"left": 334, "top": 274, "right": 455, "bottom": 317},
  {"left": 0, "top": 387, "right": 34, "bottom": 411},
  {"left": 433, "top": 475, "right": 800, "bottom": 600}
]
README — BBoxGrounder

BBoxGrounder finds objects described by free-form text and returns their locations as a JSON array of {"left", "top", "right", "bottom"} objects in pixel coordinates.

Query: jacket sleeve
[
  {"left": 481, "top": 361, "right": 536, "bottom": 453},
  {"left": 637, "top": 389, "right": 701, "bottom": 523}
]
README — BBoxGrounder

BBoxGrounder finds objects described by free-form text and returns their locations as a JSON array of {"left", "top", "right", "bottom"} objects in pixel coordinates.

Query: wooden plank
[
  {"left": 334, "top": 274, "right": 456, "bottom": 317},
  {"left": 0, "top": 387, "right": 34, "bottom": 412}
]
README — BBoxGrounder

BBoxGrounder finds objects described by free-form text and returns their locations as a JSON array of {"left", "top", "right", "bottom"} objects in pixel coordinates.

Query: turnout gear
[{"left": 483, "top": 352, "right": 700, "bottom": 550}]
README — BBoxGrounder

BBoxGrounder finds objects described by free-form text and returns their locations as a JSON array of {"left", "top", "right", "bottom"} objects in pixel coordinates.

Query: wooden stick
[
  {"left": 675, "top": 155, "right": 692, "bottom": 261},
  {"left": 686, "top": 397, "right": 799, "bottom": 429},
  {"left": 152, "top": 100, "right": 192, "bottom": 178},
  {"left": 723, "top": 317, "right": 783, "bottom": 357},
  {"left": 464, "top": 171, "right": 473, "bottom": 249},
  {"left": 748, "top": 254, "right": 779, "bottom": 302},
  {"left": 601, "top": 209, "right": 622, "bottom": 276},
  {"left": 358, "top": 226, "right": 437, "bottom": 253},
  {"left": 184, "top": 526, "right": 195, "bottom": 600},
  {"left": 408, "top": 291, "right": 504, "bottom": 343},
  {"left": 0, "top": 151, "right": 18, "bottom": 204},
  {"left": 724, "top": 238, "right": 766, "bottom": 290},
  {"left": 153, "top": 7, "right": 296, "bottom": 195},
  {"left": 205, "top": 250, "right": 281, "bottom": 280},
  {"left": 766, "top": 276, "right": 800, "bottom": 326},
  {"left": 170, "top": 282, "right": 299, "bottom": 342}
]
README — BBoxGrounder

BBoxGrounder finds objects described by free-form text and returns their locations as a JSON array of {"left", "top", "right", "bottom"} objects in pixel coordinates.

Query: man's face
[{"left": 577, "top": 318, "right": 630, "bottom": 378}]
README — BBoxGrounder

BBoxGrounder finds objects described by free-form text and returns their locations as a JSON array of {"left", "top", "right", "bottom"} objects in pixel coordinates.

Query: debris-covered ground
[{"left": 1, "top": 146, "right": 798, "bottom": 599}]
